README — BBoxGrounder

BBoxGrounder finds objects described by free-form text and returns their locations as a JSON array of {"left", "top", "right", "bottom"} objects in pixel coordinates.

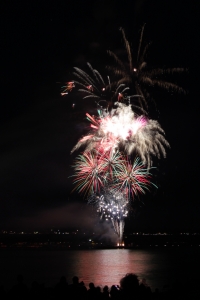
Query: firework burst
[
  {"left": 89, "top": 189, "right": 129, "bottom": 243},
  {"left": 71, "top": 103, "right": 169, "bottom": 167},
  {"left": 72, "top": 148, "right": 155, "bottom": 200},
  {"left": 72, "top": 150, "right": 125, "bottom": 197},
  {"left": 65, "top": 26, "right": 180, "bottom": 244},
  {"left": 72, "top": 151, "right": 107, "bottom": 197},
  {"left": 112, "top": 157, "right": 155, "bottom": 199},
  {"left": 98, "top": 150, "right": 125, "bottom": 180},
  {"left": 73, "top": 63, "right": 129, "bottom": 108},
  {"left": 107, "top": 26, "right": 186, "bottom": 110}
]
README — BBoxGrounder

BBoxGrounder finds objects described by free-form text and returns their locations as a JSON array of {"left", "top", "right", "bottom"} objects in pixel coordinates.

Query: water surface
[{"left": 0, "top": 248, "right": 199, "bottom": 291}]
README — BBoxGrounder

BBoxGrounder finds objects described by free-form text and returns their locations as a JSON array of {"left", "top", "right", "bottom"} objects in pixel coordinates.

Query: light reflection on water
[
  {"left": 65, "top": 249, "right": 169, "bottom": 290},
  {"left": 0, "top": 248, "right": 199, "bottom": 291}
]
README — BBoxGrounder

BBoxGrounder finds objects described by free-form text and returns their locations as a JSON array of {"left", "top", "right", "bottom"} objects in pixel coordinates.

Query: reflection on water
[
  {"left": 65, "top": 249, "right": 170, "bottom": 290},
  {"left": 0, "top": 248, "right": 200, "bottom": 291}
]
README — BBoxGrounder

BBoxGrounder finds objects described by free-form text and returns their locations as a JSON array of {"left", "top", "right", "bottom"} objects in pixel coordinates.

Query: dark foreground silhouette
[{"left": 0, "top": 273, "right": 200, "bottom": 299}]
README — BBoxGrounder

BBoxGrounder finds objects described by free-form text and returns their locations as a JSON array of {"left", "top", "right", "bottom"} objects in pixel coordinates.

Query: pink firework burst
[
  {"left": 72, "top": 151, "right": 107, "bottom": 197},
  {"left": 112, "top": 157, "right": 154, "bottom": 199}
]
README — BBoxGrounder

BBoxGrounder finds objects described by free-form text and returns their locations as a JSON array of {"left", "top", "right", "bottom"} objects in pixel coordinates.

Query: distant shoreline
[{"left": 1, "top": 232, "right": 200, "bottom": 250}]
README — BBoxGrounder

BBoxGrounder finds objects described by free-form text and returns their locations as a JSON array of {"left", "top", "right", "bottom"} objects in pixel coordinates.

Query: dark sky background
[{"left": 0, "top": 0, "right": 199, "bottom": 234}]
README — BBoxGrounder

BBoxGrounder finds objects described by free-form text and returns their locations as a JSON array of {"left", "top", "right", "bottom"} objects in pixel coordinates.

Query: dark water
[{"left": 0, "top": 248, "right": 200, "bottom": 292}]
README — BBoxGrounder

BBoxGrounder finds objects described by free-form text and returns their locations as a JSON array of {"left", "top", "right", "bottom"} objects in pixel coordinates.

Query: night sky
[{"left": 0, "top": 0, "right": 199, "bottom": 233}]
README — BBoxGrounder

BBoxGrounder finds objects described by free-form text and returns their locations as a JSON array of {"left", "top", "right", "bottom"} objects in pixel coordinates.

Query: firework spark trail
[
  {"left": 107, "top": 26, "right": 186, "bottom": 111},
  {"left": 72, "top": 63, "right": 131, "bottom": 110},
  {"left": 61, "top": 81, "right": 75, "bottom": 95},
  {"left": 89, "top": 189, "right": 129, "bottom": 243}
]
